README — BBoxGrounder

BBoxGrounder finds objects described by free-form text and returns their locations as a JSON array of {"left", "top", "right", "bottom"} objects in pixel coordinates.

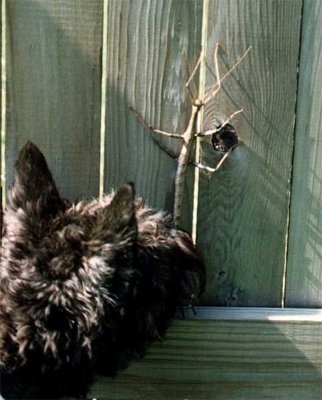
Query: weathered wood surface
[
  {"left": 103, "top": 0, "right": 202, "bottom": 231},
  {"left": 2, "top": 1, "right": 322, "bottom": 398},
  {"left": 196, "top": 0, "right": 302, "bottom": 306},
  {"left": 90, "top": 316, "right": 322, "bottom": 400},
  {"left": 286, "top": 0, "right": 322, "bottom": 307},
  {"left": 2, "top": 0, "right": 322, "bottom": 309},
  {"left": 5, "top": 0, "right": 103, "bottom": 201}
]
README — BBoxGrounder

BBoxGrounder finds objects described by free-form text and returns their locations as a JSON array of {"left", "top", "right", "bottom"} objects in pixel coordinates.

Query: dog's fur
[{"left": 0, "top": 142, "right": 206, "bottom": 399}]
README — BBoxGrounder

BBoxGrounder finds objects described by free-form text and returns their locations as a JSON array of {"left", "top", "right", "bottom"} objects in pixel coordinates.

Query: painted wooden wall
[
  {"left": 5, "top": 0, "right": 103, "bottom": 200},
  {"left": 286, "top": 0, "right": 322, "bottom": 308},
  {"left": 2, "top": 0, "right": 322, "bottom": 309}
]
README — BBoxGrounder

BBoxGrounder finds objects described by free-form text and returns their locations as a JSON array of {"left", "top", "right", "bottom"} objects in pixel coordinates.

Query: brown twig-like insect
[{"left": 130, "top": 43, "right": 251, "bottom": 227}]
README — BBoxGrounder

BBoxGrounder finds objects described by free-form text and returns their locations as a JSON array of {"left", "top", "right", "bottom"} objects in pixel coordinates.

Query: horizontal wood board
[
  {"left": 90, "top": 316, "right": 322, "bottom": 400},
  {"left": 286, "top": 0, "right": 322, "bottom": 307},
  {"left": 196, "top": 0, "right": 302, "bottom": 306},
  {"left": 5, "top": 0, "right": 103, "bottom": 201}
]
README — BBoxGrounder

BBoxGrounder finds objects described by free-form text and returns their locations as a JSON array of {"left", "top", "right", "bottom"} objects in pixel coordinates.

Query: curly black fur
[{"left": 0, "top": 141, "right": 206, "bottom": 399}]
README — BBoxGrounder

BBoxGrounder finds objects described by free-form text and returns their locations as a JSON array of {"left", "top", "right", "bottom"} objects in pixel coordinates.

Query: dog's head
[{"left": 0, "top": 141, "right": 206, "bottom": 397}]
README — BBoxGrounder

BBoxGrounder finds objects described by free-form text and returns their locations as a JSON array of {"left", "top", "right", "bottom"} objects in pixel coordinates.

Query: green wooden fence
[
  {"left": 1, "top": 0, "right": 322, "bottom": 398},
  {"left": 3, "top": 0, "right": 322, "bottom": 308}
]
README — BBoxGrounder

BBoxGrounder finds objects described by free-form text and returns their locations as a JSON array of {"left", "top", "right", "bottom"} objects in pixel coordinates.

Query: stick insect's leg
[
  {"left": 190, "top": 160, "right": 217, "bottom": 173},
  {"left": 203, "top": 46, "right": 251, "bottom": 105},
  {"left": 129, "top": 105, "right": 181, "bottom": 159},
  {"left": 128, "top": 106, "right": 183, "bottom": 139},
  {"left": 213, "top": 42, "right": 221, "bottom": 92},
  {"left": 183, "top": 53, "right": 199, "bottom": 102},
  {"left": 190, "top": 146, "right": 236, "bottom": 173},
  {"left": 195, "top": 108, "right": 244, "bottom": 137},
  {"left": 202, "top": 42, "right": 222, "bottom": 105},
  {"left": 152, "top": 138, "right": 178, "bottom": 160},
  {"left": 185, "top": 49, "right": 204, "bottom": 102}
]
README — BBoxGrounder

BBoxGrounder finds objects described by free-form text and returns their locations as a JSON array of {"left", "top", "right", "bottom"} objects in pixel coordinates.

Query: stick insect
[{"left": 130, "top": 43, "right": 251, "bottom": 227}]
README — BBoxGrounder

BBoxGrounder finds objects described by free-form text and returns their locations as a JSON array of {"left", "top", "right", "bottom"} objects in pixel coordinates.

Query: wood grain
[
  {"left": 103, "top": 0, "right": 202, "bottom": 231},
  {"left": 2, "top": 0, "right": 321, "bottom": 310},
  {"left": 196, "top": 0, "right": 302, "bottom": 306},
  {"left": 285, "top": 1, "right": 322, "bottom": 307},
  {"left": 5, "top": 0, "right": 103, "bottom": 200},
  {"left": 184, "top": 306, "right": 322, "bottom": 322},
  {"left": 90, "top": 318, "right": 322, "bottom": 399}
]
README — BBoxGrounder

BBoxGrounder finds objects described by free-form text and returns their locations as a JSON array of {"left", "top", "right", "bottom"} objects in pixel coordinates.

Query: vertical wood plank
[
  {"left": 103, "top": 0, "right": 202, "bottom": 229},
  {"left": 5, "top": 0, "right": 103, "bottom": 200},
  {"left": 286, "top": 1, "right": 322, "bottom": 307},
  {"left": 197, "top": 0, "right": 302, "bottom": 306}
]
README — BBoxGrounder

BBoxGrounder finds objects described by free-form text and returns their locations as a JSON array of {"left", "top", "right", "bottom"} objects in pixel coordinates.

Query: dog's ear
[
  {"left": 95, "top": 182, "right": 137, "bottom": 243},
  {"left": 8, "top": 141, "right": 64, "bottom": 217}
]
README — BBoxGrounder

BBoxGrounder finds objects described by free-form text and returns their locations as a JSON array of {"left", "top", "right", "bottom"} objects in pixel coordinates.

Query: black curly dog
[{"left": 0, "top": 142, "right": 206, "bottom": 399}]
